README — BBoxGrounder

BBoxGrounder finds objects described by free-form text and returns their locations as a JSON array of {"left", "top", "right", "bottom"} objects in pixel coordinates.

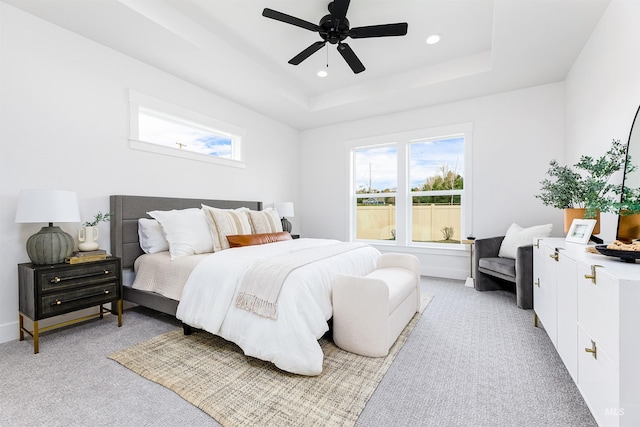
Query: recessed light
[
  {"left": 426, "top": 34, "right": 441, "bottom": 45},
  {"left": 317, "top": 70, "right": 328, "bottom": 78}
]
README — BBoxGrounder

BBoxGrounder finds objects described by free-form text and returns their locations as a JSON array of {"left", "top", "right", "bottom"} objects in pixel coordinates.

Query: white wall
[
  {"left": 0, "top": 4, "right": 300, "bottom": 343},
  {"left": 565, "top": 0, "right": 640, "bottom": 241},
  {"left": 299, "top": 83, "right": 565, "bottom": 278}
]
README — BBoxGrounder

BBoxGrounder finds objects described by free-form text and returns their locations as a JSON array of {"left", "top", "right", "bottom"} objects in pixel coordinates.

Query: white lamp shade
[
  {"left": 274, "top": 202, "right": 294, "bottom": 218},
  {"left": 15, "top": 189, "right": 81, "bottom": 224}
]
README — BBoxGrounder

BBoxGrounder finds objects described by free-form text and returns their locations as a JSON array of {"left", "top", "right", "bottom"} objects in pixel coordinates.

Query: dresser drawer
[
  {"left": 577, "top": 325, "right": 620, "bottom": 427},
  {"left": 577, "top": 267, "right": 619, "bottom": 363},
  {"left": 40, "top": 282, "right": 119, "bottom": 318},
  {"left": 40, "top": 261, "right": 118, "bottom": 292}
]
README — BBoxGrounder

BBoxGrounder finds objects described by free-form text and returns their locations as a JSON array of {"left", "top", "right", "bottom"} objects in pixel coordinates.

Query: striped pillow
[
  {"left": 201, "top": 205, "right": 253, "bottom": 251},
  {"left": 247, "top": 208, "right": 283, "bottom": 234}
]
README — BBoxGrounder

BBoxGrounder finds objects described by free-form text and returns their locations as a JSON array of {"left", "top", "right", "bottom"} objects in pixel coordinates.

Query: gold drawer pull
[
  {"left": 104, "top": 270, "right": 109, "bottom": 274},
  {"left": 585, "top": 340, "right": 597, "bottom": 360},
  {"left": 55, "top": 299, "right": 62, "bottom": 305},
  {"left": 104, "top": 290, "right": 110, "bottom": 294},
  {"left": 584, "top": 265, "right": 603, "bottom": 285},
  {"left": 53, "top": 276, "right": 61, "bottom": 283}
]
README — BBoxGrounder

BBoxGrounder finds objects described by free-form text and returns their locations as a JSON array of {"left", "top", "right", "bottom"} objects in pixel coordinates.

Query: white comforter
[{"left": 176, "top": 238, "right": 380, "bottom": 375}]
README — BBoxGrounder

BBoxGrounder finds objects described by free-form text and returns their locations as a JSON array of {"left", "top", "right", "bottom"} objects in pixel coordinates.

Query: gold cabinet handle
[
  {"left": 104, "top": 270, "right": 109, "bottom": 274},
  {"left": 534, "top": 279, "right": 540, "bottom": 287},
  {"left": 584, "top": 265, "right": 603, "bottom": 285},
  {"left": 53, "top": 276, "right": 61, "bottom": 283},
  {"left": 585, "top": 340, "right": 597, "bottom": 360},
  {"left": 549, "top": 253, "right": 559, "bottom": 261}
]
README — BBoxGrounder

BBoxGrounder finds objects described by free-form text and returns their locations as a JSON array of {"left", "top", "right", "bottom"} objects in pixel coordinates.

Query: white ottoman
[{"left": 332, "top": 253, "right": 421, "bottom": 357}]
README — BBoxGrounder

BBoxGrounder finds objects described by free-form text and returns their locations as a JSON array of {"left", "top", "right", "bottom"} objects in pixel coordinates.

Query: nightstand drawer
[
  {"left": 40, "top": 261, "right": 118, "bottom": 292},
  {"left": 41, "top": 282, "right": 119, "bottom": 318}
]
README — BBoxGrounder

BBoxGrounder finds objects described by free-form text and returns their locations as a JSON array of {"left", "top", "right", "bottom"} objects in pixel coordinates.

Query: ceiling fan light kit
[{"left": 263, "top": 0, "right": 408, "bottom": 74}]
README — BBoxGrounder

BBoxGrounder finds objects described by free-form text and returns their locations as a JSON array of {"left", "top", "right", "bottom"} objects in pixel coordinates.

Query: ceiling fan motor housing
[{"left": 319, "top": 15, "right": 349, "bottom": 44}]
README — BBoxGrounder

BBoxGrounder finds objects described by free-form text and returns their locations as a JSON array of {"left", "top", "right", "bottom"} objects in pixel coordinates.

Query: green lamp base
[{"left": 26, "top": 224, "right": 75, "bottom": 265}]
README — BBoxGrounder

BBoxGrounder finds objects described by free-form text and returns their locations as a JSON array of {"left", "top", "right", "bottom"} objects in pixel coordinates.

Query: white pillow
[
  {"left": 498, "top": 223, "right": 553, "bottom": 259},
  {"left": 138, "top": 218, "right": 169, "bottom": 254},
  {"left": 201, "top": 205, "right": 253, "bottom": 252},
  {"left": 147, "top": 208, "right": 213, "bottom": 260},
  {"left": 247, "top": 208, "right": 283, "bottom": 234}
]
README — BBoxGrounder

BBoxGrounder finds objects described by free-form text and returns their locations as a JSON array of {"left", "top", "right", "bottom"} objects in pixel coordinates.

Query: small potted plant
[
  {"left": 536, "top": 139, "right": 628, "bottom": 234},
  {"left": 78, "top": 211, "right": 112, "bottom": 251}
]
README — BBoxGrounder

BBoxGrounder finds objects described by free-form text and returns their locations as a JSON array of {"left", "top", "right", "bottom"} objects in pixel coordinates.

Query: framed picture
[{"left": 566, "top": 219, "right": 598, "bottom": 244}]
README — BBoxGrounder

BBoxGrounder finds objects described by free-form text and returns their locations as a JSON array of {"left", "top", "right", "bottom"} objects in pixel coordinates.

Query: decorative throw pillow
[
  {"left": 227, "top": 231, "right": 292, "bottom": 248},
  {"left": 201, "top": 204, "right": 253, "bottom": 251},
  {"left": 247, "top": 208, "right": 283, "bottom": 234},
  {"left": 137, "top": 218, "right": 169, "bottom": 254},
  {"left": 498, "top": 223, "right": 553, "bottom": 259},
  {"left": 147, "top": 208, "right": 214, "bottom": 260}
]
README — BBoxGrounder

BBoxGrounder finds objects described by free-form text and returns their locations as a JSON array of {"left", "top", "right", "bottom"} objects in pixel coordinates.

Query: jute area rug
[{"left": 109, "top": 293, "right": 433, "bottom": 427}]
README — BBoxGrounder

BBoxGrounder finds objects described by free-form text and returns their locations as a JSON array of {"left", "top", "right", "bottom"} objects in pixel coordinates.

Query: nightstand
[{"left": 18, "top": 257, "right": 123, "bottom": 353}]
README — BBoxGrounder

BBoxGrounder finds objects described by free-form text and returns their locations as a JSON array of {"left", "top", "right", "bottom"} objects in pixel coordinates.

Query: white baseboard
[{"left": 0, "top": 320, "right": 19, "bottom": 344}]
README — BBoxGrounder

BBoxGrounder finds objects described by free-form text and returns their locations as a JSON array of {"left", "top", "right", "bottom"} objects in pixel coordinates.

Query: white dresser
[{"left": 533, "top": 238, "right": 640, "bottom": 427}]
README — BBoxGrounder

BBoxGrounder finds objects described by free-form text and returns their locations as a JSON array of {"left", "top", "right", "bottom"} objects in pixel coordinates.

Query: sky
[
  {"left": 138, "top": 111, "right": 233, "bottom": 158},
  {"left": 355, "top": 136, "right": 464, "bottom": 192}
]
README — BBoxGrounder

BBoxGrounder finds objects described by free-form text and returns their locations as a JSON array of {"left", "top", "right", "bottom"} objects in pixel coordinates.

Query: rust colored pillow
[{"left": 226, "top": 231, "right": 292, "bottom": 248}]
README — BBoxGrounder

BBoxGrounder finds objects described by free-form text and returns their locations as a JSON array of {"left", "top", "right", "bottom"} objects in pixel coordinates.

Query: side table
[
  {"left": 461, "top": 239, "right": 475, "bottom": 287},
  {"left": 18, "top": 256, "right": 123, "bottom": 353}
]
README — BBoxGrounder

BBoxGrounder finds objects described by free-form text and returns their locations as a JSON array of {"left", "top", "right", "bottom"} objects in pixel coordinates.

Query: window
[
  {"left": 354, "top": 145, "right": 398, "bottom": 240},
  {"left": 348, "top": 124, "right": 472, "bottom": 247},
  {"left": 129, "top": 91, "right": 245, "bottom": 168},
  {"left": 409, "top": 136, "right": 464, "bottom": 244}
]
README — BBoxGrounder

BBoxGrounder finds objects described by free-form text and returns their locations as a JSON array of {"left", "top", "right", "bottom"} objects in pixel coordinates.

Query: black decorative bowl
[{"left": 594, "top": 245, "right": 640, "bottom": 263}]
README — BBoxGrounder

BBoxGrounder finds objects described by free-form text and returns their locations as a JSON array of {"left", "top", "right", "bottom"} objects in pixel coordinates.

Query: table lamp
[
  {"left": 15, "top": 189, "right": 81, "bottom": 265},
  {"left": 274, "top": 202, "right": 294, "bottom": 233}
]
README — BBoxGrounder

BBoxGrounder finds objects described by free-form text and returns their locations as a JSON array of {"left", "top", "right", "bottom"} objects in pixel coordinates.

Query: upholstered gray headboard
[{"left": 110, "top": 195, "right": 262, "bottom": 270}]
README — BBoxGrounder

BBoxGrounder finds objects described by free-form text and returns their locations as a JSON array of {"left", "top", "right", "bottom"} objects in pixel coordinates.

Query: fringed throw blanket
[{"left": 235, "top": 242, "right": 366, "bottom": 319}]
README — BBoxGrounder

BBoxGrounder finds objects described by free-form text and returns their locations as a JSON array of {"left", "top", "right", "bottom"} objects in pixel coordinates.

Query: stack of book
[{"left": 65, "top": 249, "right": 108, "bottom": 264}]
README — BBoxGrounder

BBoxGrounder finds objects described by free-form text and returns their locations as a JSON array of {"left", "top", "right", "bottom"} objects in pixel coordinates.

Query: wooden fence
[{"left": 357, "top": 204, "right": 461, "bottom": 242}]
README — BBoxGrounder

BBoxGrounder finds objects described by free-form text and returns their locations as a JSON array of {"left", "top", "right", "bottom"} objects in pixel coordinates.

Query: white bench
[{"left": 332, "top": 253, "right": 421, "bottom": 357}]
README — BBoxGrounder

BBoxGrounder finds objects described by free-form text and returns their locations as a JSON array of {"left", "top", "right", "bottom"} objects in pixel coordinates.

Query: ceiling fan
[{"left": 262, "top": 0, "right": 408, "bottom": 74}]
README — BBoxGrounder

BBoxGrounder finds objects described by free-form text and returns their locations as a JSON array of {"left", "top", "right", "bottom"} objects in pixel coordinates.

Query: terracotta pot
[
  {"left": 563, "top": 208, "right": 600, "bottom": 235},
  {"left": 617, "top": 213, "right": 640, "bottom": 243}
]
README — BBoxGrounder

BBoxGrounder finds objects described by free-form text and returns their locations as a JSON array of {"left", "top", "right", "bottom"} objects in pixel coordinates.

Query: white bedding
[
  {"left": 132, "top": 252, "right": 208, "bottom": 300},
  {"left": 176, "top": 238, "right": 380, "bottom": 376}
]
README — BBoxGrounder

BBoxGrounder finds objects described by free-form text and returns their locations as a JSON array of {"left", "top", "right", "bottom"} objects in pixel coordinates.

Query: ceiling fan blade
[
  {"left": 349, "top": 23, "right": 408, "bottom": 38},
  {"left": 262, "top": 8, "right": 321, "bottom": 33},
  {"left": 337, "top": 42, "right": 365, "bottom": 74},
  {"left": 289, "top": 41, "right": 326, "bottom": 65},
  {"left": 329, "top": 0, "right": 351, "bottom": 23}
]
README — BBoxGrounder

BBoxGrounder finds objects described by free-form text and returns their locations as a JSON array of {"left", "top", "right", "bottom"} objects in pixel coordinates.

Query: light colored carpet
[
  {"left": 109, "top": 293, "right": 433, "bottom": 427},
  {"left": 0, "top": 278, "right": 598, "bottom": 427}
]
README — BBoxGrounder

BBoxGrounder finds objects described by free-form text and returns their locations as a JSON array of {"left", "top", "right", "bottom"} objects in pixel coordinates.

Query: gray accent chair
[{"left": 474, "top": 236, "right": 533, "bottom": 309}]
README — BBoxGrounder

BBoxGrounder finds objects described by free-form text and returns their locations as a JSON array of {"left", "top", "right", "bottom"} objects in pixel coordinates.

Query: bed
[{"left": 109, "top": 195, "right": 380, "bottom": 375}]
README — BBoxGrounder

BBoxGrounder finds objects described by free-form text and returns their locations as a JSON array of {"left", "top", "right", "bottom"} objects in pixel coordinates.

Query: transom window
[
  {"left": 129, "top": 91, "right": 245, "bottom": 168},
  {"left": 348, "top": 124, "right": 472, "bottom": 247}
]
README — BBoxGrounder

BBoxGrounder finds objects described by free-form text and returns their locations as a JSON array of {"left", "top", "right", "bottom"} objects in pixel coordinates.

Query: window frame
[
  {"left": 346, "top": 123, "right": 473, "bottom": 249},
  {"left": 128, "top": 90, "right": 246, "bottom": 168}
]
